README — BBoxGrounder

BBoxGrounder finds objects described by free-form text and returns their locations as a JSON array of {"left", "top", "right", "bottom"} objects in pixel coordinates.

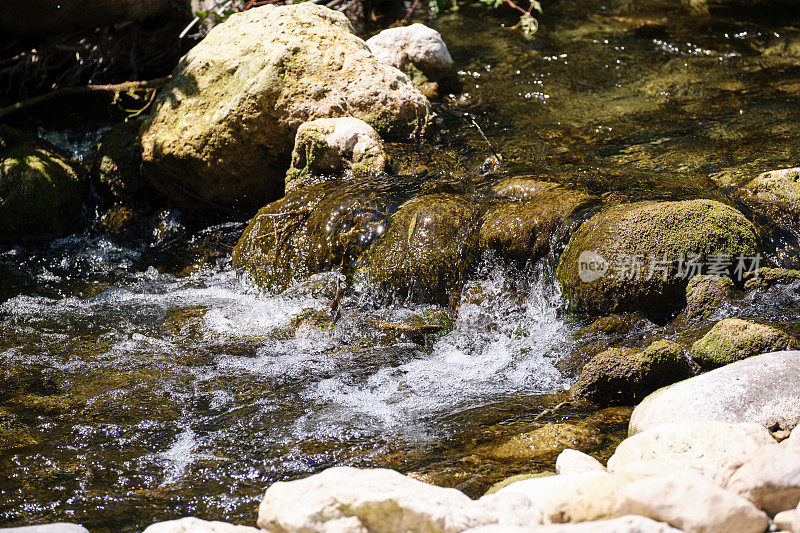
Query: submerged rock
[
  {"left": 286, "top": 117, "right": 387, "bottom": 192},
  {"left": 690, "top": 318, "right": 797, "bottom": 368},
  {"left": 630, "top": 351, "right": 800, "bottom": 434},
  {"left": 140, "top": 4, "right": 428, "bottom": 212},
  {"left": 736, "top": 167, "right": 800, "bottom": 231},
  {"left": 487, "top": 422, "right": 604, "bottom": 463},
  {"left": 555, "top": 200, "right": 760, "bottom": 317},
  {"left": 92, "top": 120, "right": 151, "bottom": 203},
  {"left": 479, "top": 180, "right": 595, "bottom": 263},
  {"left": 359, "top": 192, "right": 480, "bottom": 303},
  {"left": 683, "top": 275, "right": 735, "bottom": 321},
  {"left": 0, "top": 128, "right": 84, "bottom": 243},
  {"left": 571, "top": 340, "right": 691, "bottom": 407},
  {"left": 366, "top": 23, "right": 459, "bottom": 95}
]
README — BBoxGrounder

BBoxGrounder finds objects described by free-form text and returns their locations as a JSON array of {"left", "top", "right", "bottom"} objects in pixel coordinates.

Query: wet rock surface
[{"left": 690, "top": 318, "right": 797, "bottom": 368}]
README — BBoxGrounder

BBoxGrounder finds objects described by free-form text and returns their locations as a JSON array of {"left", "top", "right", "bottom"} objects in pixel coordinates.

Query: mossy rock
[
  {"left": 286, "top": 117, "right": 387, "bottom": 193},
  {"left": 232, "top": 181, "right": 397, "bottom": 292},
  {"left": 690, "top": 318, "right": 798, "bottom": 368},
  {"left": 140, "top": 3, "right": 428, "bottom": 212},
  {"left": 93, "top": 120, "right": 152, "bottom": 203},
  {"left": 683, "top": 275, "right": 735, "bottom": 321},
  {"left": 479, "top": 180, "right": 596, "bottom": 263},
  {"left": 743, "top": 267, "right": 800, "bottom": 291},
  {"left": 556, "top": 200, "right": 761, "bottom": 317},
  {"left": 0, "top": 127, "right": 84, "bottom": 242},
  {"left": 358, "top": 192, "right": 480, "bottom": 304},
  {"left": 571, "top": 340, "right": 691, "bottom": 406},
  {"left": 736, "top": 167, "right": 800, "bottom": 231}
]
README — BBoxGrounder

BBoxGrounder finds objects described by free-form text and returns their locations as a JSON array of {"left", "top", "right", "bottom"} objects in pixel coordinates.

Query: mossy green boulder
[
  {"left": 683, "top": 275, "right": 735, "bottom": 321},
  {"left": 232, "top": 181, "right": 396, "bottom": 292},
  {"left": 743, "top": 267, "right": 800, "bottom": 292},
  {"left": 571, "top": 340, "right": 692, "bottom": 406},
  {"left": 358, "top": 193, "right": 479, "bottom": 304},
  {"left": 479, "top": 179, "right": 596, "bottom": 263},
  {"left": 0, "top": 128, "right": 84, "bottom": 242},
  {"left": 556, "top": 200, "right": 761, "bottom": 316},
  {"left": 736, "top": 167, "right": 800, "bottom": 231},
  {"left": 140, "top": 3, "right": 428, "bottom": 212},
  {"left": 690, "top": 318, "right": 798, "bottom": 368}
]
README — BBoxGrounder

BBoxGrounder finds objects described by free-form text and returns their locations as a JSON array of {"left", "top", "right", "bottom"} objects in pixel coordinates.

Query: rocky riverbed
[{"left": 2, "top": 0, "right": 800, "bottom": 531}]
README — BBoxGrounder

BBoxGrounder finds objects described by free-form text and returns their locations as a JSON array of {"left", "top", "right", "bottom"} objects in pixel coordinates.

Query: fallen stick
[{"left": 0, "top": 77, "right": 171, "bottom": 120}]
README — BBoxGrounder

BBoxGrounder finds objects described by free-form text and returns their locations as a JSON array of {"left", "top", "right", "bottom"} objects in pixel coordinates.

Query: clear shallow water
[{"left": 3, "top": 0, "right": 800, "bottom": 530}]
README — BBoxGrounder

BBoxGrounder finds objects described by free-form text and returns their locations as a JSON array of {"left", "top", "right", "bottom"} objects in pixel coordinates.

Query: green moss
[
  {"left": 690, "top": 318, "right": 798, "bottom": 368},
  {"left": 0, "top": 128, "right": 84, "bottom": 242},
  {"left": 743, "top": 267, "right": 800, "bottom": 291},
  {"left": 359, "top": 192, "right": 480, "bottom": 304},
  {"left": 556, "top": 200, "right": 761, "bottom": 316}
]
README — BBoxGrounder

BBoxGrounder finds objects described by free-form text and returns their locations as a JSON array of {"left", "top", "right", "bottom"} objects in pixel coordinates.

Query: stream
[{"left": 2, "top": 0, "right": 800, "bottom": 530}]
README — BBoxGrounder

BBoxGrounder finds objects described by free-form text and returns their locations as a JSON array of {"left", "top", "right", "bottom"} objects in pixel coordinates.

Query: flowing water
[{"left": 3, "top": 0, "right": 800, "bottom": 530}]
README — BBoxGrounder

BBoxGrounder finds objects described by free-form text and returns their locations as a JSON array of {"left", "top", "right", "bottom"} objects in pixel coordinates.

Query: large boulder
[
  {"left": 571, "top": 340, "right": 692, "bottom": 406},
  {"left": 618, "top": 472, "right": 769, "bottom": 533},
  {"left": 140, "top": 4, "right": 429, "bottom": 212},
  {"left": 607, "top": 421, "right": 777, "bottom": 485},
  {"left": 630, "top": 351, "right": 800, "bottom": 434},
  {"left": 366, "top": 23, "right": 459, "bottom": 94},
  {"left": 690, "top": 318, "right": 797, "bottom": 368},
  {"left": 464, "top": 516, "right": 681, "bottom": 532},
  {"left": 256, "top": 466, "right": 539, "bottom": 532},
  {"left": 0, "top": 128, "right": 84, "bottom": 242},
  {"left": 286, "top": 117, "right": 387, "bottom": 192},
  {"left": 736, "top": 167, "right": 800, "bottom": 231},
  {"left": 555, "top": 200, "right": 761, "bottom": 316},
  {"left": 358, "top": 192, "right": 480, "bottom": 303},
  {"left": 479, "top": 180, "right": 596, "bottom": 263}
]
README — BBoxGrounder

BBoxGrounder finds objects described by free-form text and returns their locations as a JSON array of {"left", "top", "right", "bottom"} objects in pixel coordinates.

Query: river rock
[
  {"left": 630, "top": 351, "right": 800, "bottom": 434},
  {"left": 683, "top": 275, "right": 735, "bottom": 321},
  {"left": 737, "top": 167, "right": 800, "bottom": 231},
  {"left": 0, "top": 127, "right": 84, "bottom": 243},
  {"left": 773, "top": 509, "right": 795, "bottom": 531},
  {"left": 556, "top": 449, "right": 607, "bottom": 475},
  {"left": 744, "top": 267, "right": 800, "bottom": 292},
  {"left": 256, "top": 466, "right": 518, "bottom": 532},
  {"left": 141, "top": 518, "right": 260, "bottom": 532},
  {"left": 232, "top": 181, "right": 395, "bottom": 291},
  {"left": 618, "top": 472, "right": 769, "bottom": 533},
  {"left": 464, "top": 515, "right": 681, "bottom": 532},
  {"left": 479, "top": 180, "right": 595, "bottom": 263},
  {"left": 555, "top": 200, "right": 760, "bottom": 316},
  {"left": 726, "top": 445, "right": 800, "bottom": 515},
  {"left": 571, "top": 340, "right": 691, "bottom": 406},
  {"left": 140, "top": 3, "right": 428, "bottom": 212},
  {"left": 0, "top": 525, "right": 89, "bottom": 533},
  {"left": 285, "top": 117, "right": 387, "bottom": 192},
  {"left": 93, "top": 120, "right": 151, "bottom": 203},
  {"left": 359, "top": 192, "right": 480, "bottom": 304},
  {"left": 486, "top": 422, "right": 604, "bottom": 463},
  {"left": 607, "top": 421, "right": 777, "bottom": 485},
  {"left": 690, "top": 318, "right": 797, "bottom": 369},
  {"left": 366, "top": 23, "right": 458, "bottom": 93},
  {"left": 494, "top": 471, "right": 624, "bottom": 524}
]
